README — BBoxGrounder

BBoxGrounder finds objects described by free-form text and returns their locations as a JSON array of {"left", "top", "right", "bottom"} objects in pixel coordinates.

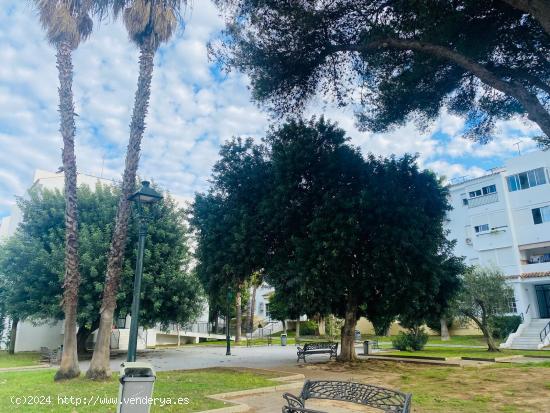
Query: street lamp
[
  {"left": 226, "top": 289, "right": 233, "bottom": 356},
  {"left": 127, "top": 181, "right": 163, "bottom": 362}
]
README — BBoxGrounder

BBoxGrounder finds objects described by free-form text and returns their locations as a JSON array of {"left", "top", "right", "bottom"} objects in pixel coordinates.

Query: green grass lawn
[
  {"left": 387, "top": 361, "right": 550, "bottom": 412},
  {"left": 368, "top": 334, "right": 501, "bottom": 347},
  {"left": 312, "top": 359, "right": 550, "bottom": 412},
  {"left": 0, "top": 367, "right": 278, "bottom": 412},
  {"left": 382, "top": 346, "right": 550, "bottom": 359},
  {"left": 0, "top": 352, "right": 41, "bottom": 368}
]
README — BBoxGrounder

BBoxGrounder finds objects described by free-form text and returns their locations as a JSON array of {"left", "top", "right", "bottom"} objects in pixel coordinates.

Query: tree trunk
[
  {"left": 440, "top": 316, "right": 450, "bottom": 341},
  {"left": 500, "top": 0, "right": 550, "bottom": 36},
  {"left": 249, "top": 285, "right": 257, "bottom": 332},
  {"left": 244, "top": 286, "right": 251, "bottom": 334},
  {"left": 295, "top": 319, "right": 300, "bottom": 338},
  {"left": 481, "top": 323, "right": 500, "bottom": 352},
  {"left": 87, "top": 44, "right": 155, "bottom": 380},
  {"left": 235, "top": 290, "right": 242, "bottom": 342},
  {"left": 318, "top": 317, "right": 326, "bottom": 336},
  {"left": 338, "top": 298, "right": 358, "bottom": 362},
  {"left": 76, "top": 319, "right": 99, "bottom": 355},
  {"left": 282, "top": 319, "right": 287, "bottom": 334},
  {"left": 54, "top": 41, "right": 81, "bottom": 382},
  {"left": 8, "top": 318, "right": 18, "bottom": 355}
]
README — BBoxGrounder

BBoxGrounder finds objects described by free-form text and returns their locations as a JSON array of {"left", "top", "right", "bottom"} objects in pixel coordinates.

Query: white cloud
[{"left": 0, "top": 0, "right": 545, "bottom": 218}]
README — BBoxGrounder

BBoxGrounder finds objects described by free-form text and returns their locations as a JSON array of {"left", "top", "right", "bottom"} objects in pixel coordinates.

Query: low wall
[{"left": 356, "top": 317, "right": 482, "bottom": 336}]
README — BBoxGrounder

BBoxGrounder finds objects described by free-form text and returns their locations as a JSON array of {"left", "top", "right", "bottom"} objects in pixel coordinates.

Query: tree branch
[
  {"left": 337, "top": 38, "right": 550, "bottom": 140},
  {"left": 500, "top": 0, "right": 550, "bottom": 36}
]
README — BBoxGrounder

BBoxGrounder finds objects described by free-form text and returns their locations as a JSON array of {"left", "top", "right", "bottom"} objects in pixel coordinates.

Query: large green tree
[
  {"left": 262, "top": 118, "right": 459, "bottom": 361},
  {"left": 0, "top": 184, "right": 203, "bottom": 356},
  {"left": 214, "top": 0, "right": 550, "bottom": 146},
  {"left": 191, "top": 138, "right": 269, "bottom": 342},
  {"left": 89, "top": 0, "right": 187, "bottom": 380}
]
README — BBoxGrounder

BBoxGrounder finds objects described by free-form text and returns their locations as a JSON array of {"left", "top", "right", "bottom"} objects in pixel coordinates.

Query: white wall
[{"left": 15, "top": 320, "right": 64, "bottom": 352}]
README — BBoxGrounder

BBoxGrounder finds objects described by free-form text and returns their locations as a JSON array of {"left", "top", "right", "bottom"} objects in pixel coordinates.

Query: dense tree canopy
[
  {"left": 0, "top": 183, "right": 203, "bottom": 350},
  {"left": 194, "top": 117, "right": 464, "bottom": 360},
  {"left": 213, "top": 0, "right": 550, "bottom": 146},
  {"left": 191, "top": 137, "right": 269, "bottom": 340},
  {"left": 259, "top": 118, "right": 462, "bottom": 360}
]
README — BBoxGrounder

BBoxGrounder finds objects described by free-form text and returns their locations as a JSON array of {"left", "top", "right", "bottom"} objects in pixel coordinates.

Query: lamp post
[
  {"left": 127, "top": 181, "right": 163, "bottom": 362},
  {"left": 226, "top": 289, "right": 233, "bottom": 356}
]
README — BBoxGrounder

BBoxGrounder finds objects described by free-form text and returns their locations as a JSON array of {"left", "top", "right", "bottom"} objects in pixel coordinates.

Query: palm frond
[
  {"left": 33, "top": 0, "right": 104, "bottom": 48},
  {"left": 114, "top": 0, "right": 187, "bottom": 49}
]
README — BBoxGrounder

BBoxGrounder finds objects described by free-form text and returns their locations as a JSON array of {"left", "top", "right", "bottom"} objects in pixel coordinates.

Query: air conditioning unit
[{"left": 465, "top": 238, "right": 473, "bottom": 245}]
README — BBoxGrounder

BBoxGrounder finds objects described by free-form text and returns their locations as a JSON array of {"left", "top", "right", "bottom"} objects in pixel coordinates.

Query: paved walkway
[{"left": 79, "top": 344, "right": 331, "bottom": 372}]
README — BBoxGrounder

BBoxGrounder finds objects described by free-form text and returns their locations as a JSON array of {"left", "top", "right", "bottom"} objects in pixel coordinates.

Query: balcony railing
[{"left": 468, "top": 192, "right": 499, "bottom": 208}]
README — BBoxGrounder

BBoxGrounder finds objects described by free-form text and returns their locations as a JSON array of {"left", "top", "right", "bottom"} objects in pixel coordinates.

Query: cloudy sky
[{"left": 0, "top": 0, "right": 541, "bottom": 218}]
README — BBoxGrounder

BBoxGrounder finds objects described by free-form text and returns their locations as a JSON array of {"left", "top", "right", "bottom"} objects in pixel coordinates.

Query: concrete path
[{"left": 79, "top": 344, "right": 333, "bottom": 373}]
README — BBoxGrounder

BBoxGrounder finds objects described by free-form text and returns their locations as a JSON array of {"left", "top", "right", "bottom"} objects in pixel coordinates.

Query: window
[
  {"left": 482, "top": 184, "right": 496, "bottom": 195},
  {"left": 508, "top": 296, "right": 517, "bottom": 314},
  {"left": 474, "top": 224, "right": 490, "bottom": 233},
  {"left": 532, "top": 206, "right": 550, "bottom": 224},
  {"left": 462, "top": 198, "right": 469, "bottom": 206},
  {"left": 115, "top": 316, "right": 127, "bottom": 329},
  {"left": 468, "top": 185, "right": 496, "bottom": 199},
  {"left": 507, "top": 167, "right": 547, "bottom": 192}
]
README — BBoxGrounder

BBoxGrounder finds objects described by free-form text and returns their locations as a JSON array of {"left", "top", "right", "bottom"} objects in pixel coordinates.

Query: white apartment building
[{"left": 447, "top": 150, "right": 550, "bottom": 349}]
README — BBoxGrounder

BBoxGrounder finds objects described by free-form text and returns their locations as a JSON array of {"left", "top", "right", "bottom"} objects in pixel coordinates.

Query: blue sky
[{"left": 0, "top": 0, "right": 541, "bottom": 218}]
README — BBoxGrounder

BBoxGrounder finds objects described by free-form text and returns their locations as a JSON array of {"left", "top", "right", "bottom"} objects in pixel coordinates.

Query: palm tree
[
  {"left": 34, "top": 0, "right": 104, "bottom": 381},
  {"left": 87, "top": 0, "right": 185, "bottom": 379}
]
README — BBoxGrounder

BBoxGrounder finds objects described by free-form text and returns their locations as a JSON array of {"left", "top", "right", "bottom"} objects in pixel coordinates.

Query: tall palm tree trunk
[
  {"left": 87, "top": 45, "right": 155, "bottom": 379},
  {"left": 55, "top": 41, "right": 81, "bottom": 381}
]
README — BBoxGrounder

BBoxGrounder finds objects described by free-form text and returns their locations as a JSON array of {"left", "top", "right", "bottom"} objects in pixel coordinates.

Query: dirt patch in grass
[{"left": 288, "top": 360, "right": 550, "bottom": 412}]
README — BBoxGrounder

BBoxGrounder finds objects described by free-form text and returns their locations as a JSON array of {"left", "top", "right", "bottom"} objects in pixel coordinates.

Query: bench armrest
[
  {"left": 297, "top": 347, "right": 304, "bottom": 352},
  {"left": 282, "top": 406, "right": 326, "bottom": 413},
  {"left": 282, "top": 393, "right": 304, "bottom": 409}
]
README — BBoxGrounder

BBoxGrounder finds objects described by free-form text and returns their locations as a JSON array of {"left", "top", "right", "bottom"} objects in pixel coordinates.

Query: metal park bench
[
  {"left": 40, "top": 346, "right": 61, "bottom": 365},
  {"left": 282, "top": 380, "right": 412, "bottom": 413},
  {"left": 296, "top": 342, "right": 338, "bottom": 363}
]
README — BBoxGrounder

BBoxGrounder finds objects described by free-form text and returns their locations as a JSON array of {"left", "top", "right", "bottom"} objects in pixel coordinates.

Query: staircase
[{"left": 503, "top": 318, "right": 550, "bottom": 350}]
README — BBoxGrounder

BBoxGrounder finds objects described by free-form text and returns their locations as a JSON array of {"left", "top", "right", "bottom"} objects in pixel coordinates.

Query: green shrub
[
  {"left": 392, "top": 332, "right": 410, "bottom": 351},
  {"left": 300, "top": 320, "right": 319, "bottom": 336},
  {"left": 491, "top": 315, "right": 522, "bottom": 339},
  {"left": 391, "top": 329, "right": 429, "bottom": 351}
]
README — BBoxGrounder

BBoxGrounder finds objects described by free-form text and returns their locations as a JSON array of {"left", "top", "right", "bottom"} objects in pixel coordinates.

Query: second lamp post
[{"left": 127, "top": 181, "right": 163, "bottom": 362}]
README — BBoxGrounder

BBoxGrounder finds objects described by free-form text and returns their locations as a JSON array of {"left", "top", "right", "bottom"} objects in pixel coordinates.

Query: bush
[
  {"left": 491, "top": 315, "right": 522, "bottom": 339},
  {"left": 391, "top": 329, "right": 429, "bottom": 351},
  {"left": 391, "top": 332, "right": 410, "bottom": 351},
  {"left": 300, "top": 320, "right": 319, "bottom": 336}
]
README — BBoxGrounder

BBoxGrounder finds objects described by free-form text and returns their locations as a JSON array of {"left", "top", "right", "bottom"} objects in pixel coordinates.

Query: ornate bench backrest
[
  {"left": 300, "top": 380, "right": 410, "bottom": 412},
  {"left": 303, "top": 342, "right": 337, "bottom": 351}
]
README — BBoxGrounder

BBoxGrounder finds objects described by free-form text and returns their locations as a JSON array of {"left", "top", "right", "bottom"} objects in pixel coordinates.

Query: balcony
[
  {"left": 521, "top": 261, "right": 550, "bottom": 274},
  {"left": 468, "top": 192, "right": 499, "bottom": 208}
]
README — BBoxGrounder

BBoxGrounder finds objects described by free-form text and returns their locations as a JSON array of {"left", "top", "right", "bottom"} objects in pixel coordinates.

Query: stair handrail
[
  {"left": 520, "top": 304, "right": 531, "bottom": 323},
  {"left": 540, "top": 320, "right": 550, "bottom": 342}
]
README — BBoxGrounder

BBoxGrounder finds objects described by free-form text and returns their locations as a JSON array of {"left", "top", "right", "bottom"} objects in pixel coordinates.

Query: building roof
[{"left": 506, "top": 271, "right": 550, "bottom": 280}]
